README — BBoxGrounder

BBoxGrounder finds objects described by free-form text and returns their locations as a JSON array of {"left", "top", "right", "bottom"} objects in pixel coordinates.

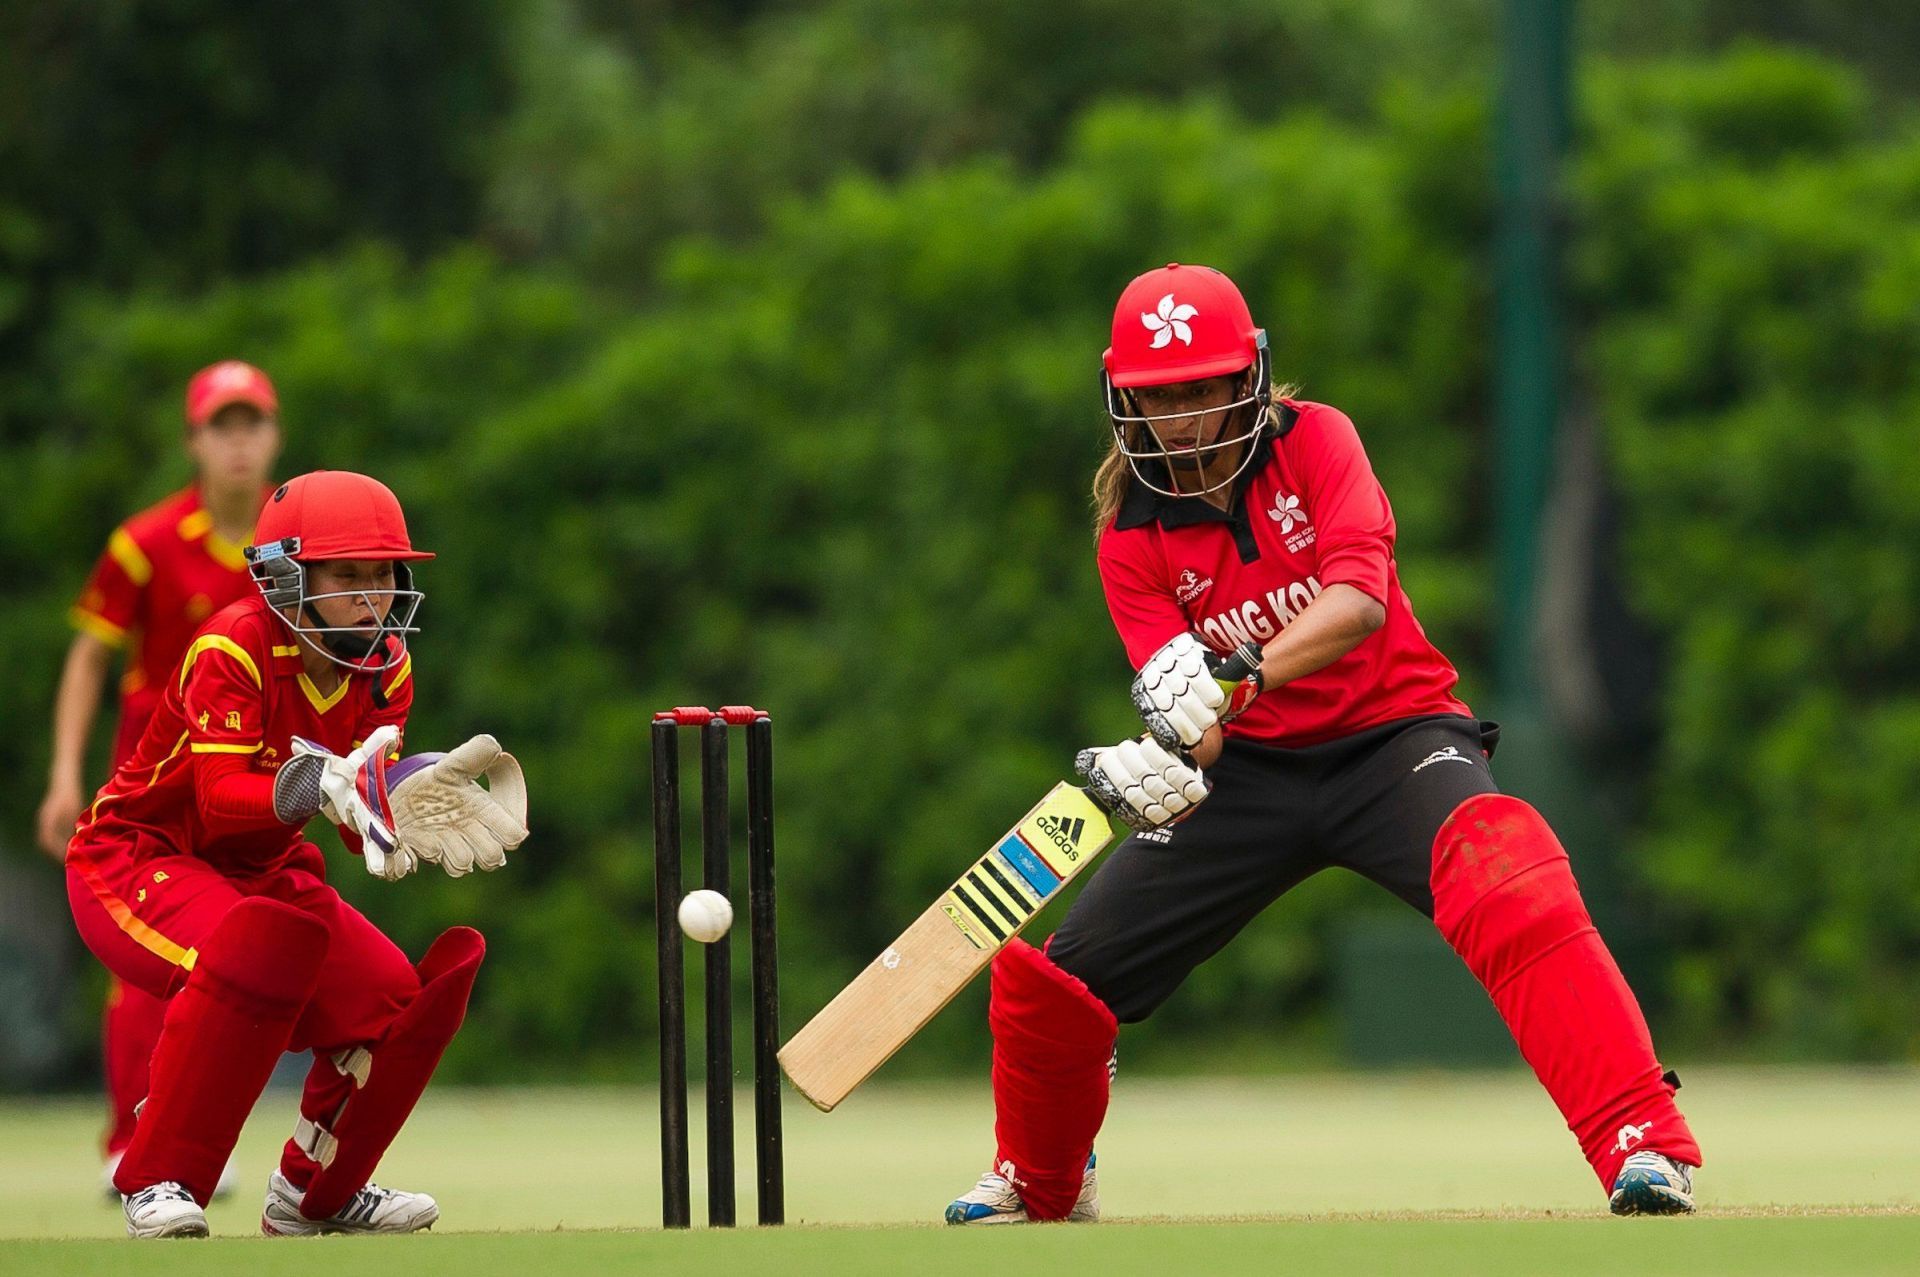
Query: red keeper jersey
[
  {"left": 70, "top": 486, "right": 270, "bottom": 763},
  {"left": 73, "top": 594, "right": 415, "bottom": 875},
  {"left": 1097, "top": 399, "right": 1470, "bottom": 748}
]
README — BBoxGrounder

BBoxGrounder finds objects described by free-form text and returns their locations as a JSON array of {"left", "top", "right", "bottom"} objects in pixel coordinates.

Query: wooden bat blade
[{"left": 778, "top": 781, "right": 1116, "bottom": 1112}]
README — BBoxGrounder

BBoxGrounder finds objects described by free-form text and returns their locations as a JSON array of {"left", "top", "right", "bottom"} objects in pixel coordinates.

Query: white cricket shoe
[
  {"left": 103, "top": 1152, "right": 237, "bottom": 1203},
  {"left": 945, "top": 1153, "right": 1099, "bottom": 1225},
  {"left": 1609, "top": 1151, "right": 1697, "bottom": 1215},
  {"left": 122, "top": 1181, "right": 208, "bottom": 1238},
  {"left": 260, "top": 1168, "right": 440, "bottom": 1236}
]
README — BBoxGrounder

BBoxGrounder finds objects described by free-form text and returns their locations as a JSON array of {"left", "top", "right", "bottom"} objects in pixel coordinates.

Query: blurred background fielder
[{"left": 35, "top": 361, "right": 281, "bottom": 1195}]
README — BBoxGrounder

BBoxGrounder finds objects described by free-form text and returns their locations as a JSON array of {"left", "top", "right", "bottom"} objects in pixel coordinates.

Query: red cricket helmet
[
  {"left": 1103, "top": 263, "right": 1265, "bottom": 388},
  {"left": 185, "top": 360, "right": 278, "bottom": 427},
  {"left": 246, "top": 471, "right": 430, "bottom": 675},
  {"left": 253, "top": 470, "right": 434, "bottom": 562},
  {"left": 1101, "top": 264, "right": 1275, "bottom": 499}
]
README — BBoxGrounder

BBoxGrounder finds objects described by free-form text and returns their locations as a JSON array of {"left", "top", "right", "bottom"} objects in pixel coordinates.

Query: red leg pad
[
  {"left": 989, "top": 938, "right": 1118, "bottom": 1220},
  {"left": 297, "top": 927, "right": 485, "bottom": 1220},
  {"left": 114, "top": 898, "right": 330, "bottom": 1203},
  {"left": 1432, "top": 794, "right": 1701, "bottom": 1186}
]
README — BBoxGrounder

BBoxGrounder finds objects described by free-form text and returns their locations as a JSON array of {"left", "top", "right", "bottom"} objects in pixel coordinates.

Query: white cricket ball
[{"left": 677, "top": 890, "right": 734, "bottom": 944}]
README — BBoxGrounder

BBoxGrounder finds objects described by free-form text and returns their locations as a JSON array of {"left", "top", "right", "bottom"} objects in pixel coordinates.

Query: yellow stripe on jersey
[
  {"left": 177, "top": 509, "right": 248, "bottom": 569},
  {"left": 85, "top": 731, "right": 191, "bottom": 825},
  {"left": 151, "top": 731, "right": 191, "bottom": 783},
  {"left": 382, "top": 653, "right": 412, "bottom": 700},
  {"left": 190, "top": 741, "right": 264, "bottom": 754},
  {"left": 272, "top": 645, "right": 301, "bottom": 657},
  {"left": 68, "top": 607, "right": 128, "bottom": 647},
  {"left": 205, "top": 532, "right": 247, "bottom": 571},
  {"left": 178, "top": 634, "right": 262, "bottom": 691},
  {"left": 108, "top": 528, "right": 154, "bottom": 587},
  {"left": 298, "top": 672, "right": 350, "bottom": 713}
]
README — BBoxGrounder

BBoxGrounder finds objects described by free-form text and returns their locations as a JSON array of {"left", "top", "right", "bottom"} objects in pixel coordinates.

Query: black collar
[{"left": 1113, "top": 403, "right": 1297, "bottom": 532}]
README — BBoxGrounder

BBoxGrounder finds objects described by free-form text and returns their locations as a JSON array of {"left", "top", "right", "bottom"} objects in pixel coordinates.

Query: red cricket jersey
[
  {"left": 70, "top": 486, "right": 269, "bottom": 765},
  {"left": 72, "top": 595, "right": 415, "bottom": 876},
  {"left": 1097, "top": 399, "right": 1470, "bottom": 747}
]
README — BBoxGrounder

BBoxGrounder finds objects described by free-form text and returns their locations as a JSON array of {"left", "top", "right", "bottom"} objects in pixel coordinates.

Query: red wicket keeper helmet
[
  {"left": 1101, "top": 263, "right": 1275, "bottom": 498},
  {"left": 246, "top": 471, "right": 431, "bottom": 674}
]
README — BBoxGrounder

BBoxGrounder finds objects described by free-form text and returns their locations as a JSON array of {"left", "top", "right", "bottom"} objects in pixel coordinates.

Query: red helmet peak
[
  {"left": 252, "top": 471, "right": 433, "bottom": 562},
  {"left": 1102, "top": 263, "right": 1263, "bottom": 389}
]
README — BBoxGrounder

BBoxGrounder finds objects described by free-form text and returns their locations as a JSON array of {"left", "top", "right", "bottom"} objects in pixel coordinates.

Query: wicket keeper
[
  {"left": 947, "top": 264, "right": 1702, "bottom": 1224},
  {"left": 64, "top": 470, "right": 527, "bottom": 1237}
]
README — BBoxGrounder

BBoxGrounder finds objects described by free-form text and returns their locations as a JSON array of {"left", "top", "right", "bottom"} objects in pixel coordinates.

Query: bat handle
[
  {"left": 1208, "top": 641, "right": 1265, "bottom": 725},
  {"left": 1211, "top": 645, "right": 1259, "bottom": 684}
]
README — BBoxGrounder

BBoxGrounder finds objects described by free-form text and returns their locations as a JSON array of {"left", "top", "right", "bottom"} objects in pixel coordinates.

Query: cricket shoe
[
  {"left": 122, "top": 1181, "right": 208, "bottom": 1238},
  {"left": 1609, "top": 1151, "right": 1697, "bottom": 1216},
  {"left": 945, "top": 1154, "right": 1099, "bottom": 1225},
  {"left": 260, "top": 1168, "right": 440, "bottom": 1236}
]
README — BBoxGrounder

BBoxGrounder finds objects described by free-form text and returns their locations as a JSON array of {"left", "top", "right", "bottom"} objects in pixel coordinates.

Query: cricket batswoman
[
  {"left": 39, "top": 360, "right": 281, "bottom": 1197},
  {"left": 946, "top": 264, "right": 1702, "bottom": 1224},
  {"left": 64, "top": 470, "right": 527, "bottom": 1239}
]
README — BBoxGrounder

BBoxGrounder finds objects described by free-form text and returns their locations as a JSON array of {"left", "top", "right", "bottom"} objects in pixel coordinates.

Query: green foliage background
[{"left": 3, "top": 3, "right": 1917, "bottom": 1082}]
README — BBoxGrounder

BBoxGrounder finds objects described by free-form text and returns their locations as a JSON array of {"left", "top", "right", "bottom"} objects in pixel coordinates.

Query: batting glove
[
  {"left": 1076, "top": 735, "right": 1212, "bottom": 832},
  {"left": 1133, "top": 635, "right": 1266, "bottom": 749}
]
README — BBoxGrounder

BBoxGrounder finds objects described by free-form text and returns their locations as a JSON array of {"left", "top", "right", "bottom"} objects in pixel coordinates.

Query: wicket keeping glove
[
  {"left": 1132, "top": 634, "right": 1266, "bottom": 750},
  {"left": 1076, "top": 734, "right": 1211, "bottom": 832},
  {"left": 386, "top": 735, "right": 528, "bottom": 877},
  {"left": 274, "top": 725, "right": 413, "bottom": 880}
]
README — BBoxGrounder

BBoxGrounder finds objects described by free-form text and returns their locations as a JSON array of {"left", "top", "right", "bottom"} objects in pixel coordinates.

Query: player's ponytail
[{"left": 1090, "top": 437, "right": 1133, "bottom": 537}]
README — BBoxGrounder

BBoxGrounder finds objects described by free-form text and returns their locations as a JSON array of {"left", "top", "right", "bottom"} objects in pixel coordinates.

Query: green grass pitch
[{"left": 2, "top": 1067, "right": 1914, "bottom": 1273}]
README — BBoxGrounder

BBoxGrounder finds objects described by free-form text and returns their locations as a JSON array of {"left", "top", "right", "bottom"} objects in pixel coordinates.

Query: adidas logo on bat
[{"left": 1033, "top": 814, "right": 1087, "bottom": 859}]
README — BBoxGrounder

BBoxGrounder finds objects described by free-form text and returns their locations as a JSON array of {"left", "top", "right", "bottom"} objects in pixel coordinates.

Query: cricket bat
[
  {"left": 776, "top": 781, "right": 1118, "bottom": 1111},
  {"left": 779, "top": 646, "right": 1259, "bottom": 1112}
]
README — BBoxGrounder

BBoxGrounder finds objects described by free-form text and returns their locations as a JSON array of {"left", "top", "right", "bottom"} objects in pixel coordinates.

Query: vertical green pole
[
  {"left": 1491, "top": 1, "right": 1644, "bottom": 935},
  {"left": 1494, "top": 0, "right": 1571, "bottom": 702}
]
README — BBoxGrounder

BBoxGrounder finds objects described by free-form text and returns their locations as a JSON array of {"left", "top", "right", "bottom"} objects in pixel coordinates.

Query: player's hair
[{"left": 1090, "top": 377, "right": 1298, "bottom": 535}]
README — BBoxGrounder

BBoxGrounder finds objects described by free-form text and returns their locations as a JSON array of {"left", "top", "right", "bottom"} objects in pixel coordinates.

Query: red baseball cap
[
  {"left": 185, "top": 361, "right": 278, "bottom": 427},
  {"left": 253, "top": 471, "right": 434, "bottom": 561},
  {"left": 1103, "top": 264, "right": 1263, "bottom": 388}
]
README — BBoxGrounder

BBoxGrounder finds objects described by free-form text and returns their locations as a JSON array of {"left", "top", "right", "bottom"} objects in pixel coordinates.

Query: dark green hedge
[
  {"left": 6, "top": 44, "right": 1916, "bottom": 1077},
  {"left": 1580, "top": 48, "right": 1920, "bottom": 1056}
]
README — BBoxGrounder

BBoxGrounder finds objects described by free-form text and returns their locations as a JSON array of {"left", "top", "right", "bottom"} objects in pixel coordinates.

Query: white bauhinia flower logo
[
  {"left": 1267, "top": 493, "right": 1304, "bottom": 531},
  {"left": 1140, "top": 293, "right": 1198, "bottom": 348}
]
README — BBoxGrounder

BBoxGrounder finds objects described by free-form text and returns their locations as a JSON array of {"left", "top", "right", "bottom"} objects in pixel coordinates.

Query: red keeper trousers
[{"left": 67, "top": 833, "right": 422, "bottom": 1182}]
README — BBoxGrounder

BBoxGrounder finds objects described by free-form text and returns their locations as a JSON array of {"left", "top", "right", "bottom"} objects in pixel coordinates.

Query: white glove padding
[
  {"left": 387, "top": 735, "right": 529, "bottom": 877},
  {"left": 1075, "top": 735, "right": 1212, "bottom": 832},
  {"left": 1132, "top": 634, "right": 1228, "bottom": 749},
  {"left": 283, "top": 726, "right": 414, "bottom": 881}
]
